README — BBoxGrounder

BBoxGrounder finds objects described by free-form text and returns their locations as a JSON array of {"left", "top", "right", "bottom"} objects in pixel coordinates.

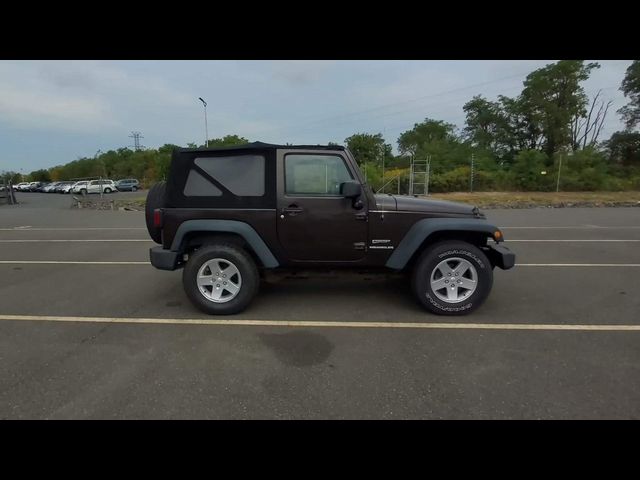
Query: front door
[{"left": 276, "top": 150, "right": 367, "bottom": 262}]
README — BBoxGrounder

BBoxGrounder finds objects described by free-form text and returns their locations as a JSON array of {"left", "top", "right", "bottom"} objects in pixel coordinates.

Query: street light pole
[{"left": 198, "top": 97, "right": 208, "bottom": 148}]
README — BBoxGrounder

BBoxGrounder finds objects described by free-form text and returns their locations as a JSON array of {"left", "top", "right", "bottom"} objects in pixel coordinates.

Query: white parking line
[
  {"left": 517, "top": 263, "right": 640, "bottom": 267},
  {"left": 0, "top": 261, "right": 149, "bottom": 265},
  {"left": 505, "top": 239, "right": 640, "bottom": 242},
  {"left": 2, "top": 239, "right": 638, "bottom": 244},
  {"left": 1, "top": 261, "right": 640, "bottom": 267},
  {"left": 1, "top": 314, "right": 639, "bottom": 331},
  {"left": 0, "top": 239, "right": 151, "bottom": 243},
  {"left": 1, "top": 226, "right": 638, "bottom": 231},
  {"left": 0, "top": 225, "right": 640, "bottom": 232},
  {"left": 0, "top": 227, "right": 145, "bottom": 231},
  {"left": 502, "top": 226, "right": 640, "bottom": 229}
]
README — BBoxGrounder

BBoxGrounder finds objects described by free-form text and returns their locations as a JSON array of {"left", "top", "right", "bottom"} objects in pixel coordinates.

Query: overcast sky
[{"left": 0, "top": 60, "right": 633, "bottom": 173}]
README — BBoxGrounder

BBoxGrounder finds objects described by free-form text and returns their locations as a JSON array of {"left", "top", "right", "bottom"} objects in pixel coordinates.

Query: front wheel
[
  {"left": 182, "top": 243, "right": 259, "bottom": 315},
  {"left": 104, "top": 188, "right": 112, "bottom": 193},
  {"left": 411, "top": 241, "right": 493, "bottom": 316}
]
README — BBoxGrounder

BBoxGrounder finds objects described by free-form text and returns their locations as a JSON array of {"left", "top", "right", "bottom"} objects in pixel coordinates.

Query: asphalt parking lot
[{"left": 1, "top": 192, "right": 639, "bottom": 419}]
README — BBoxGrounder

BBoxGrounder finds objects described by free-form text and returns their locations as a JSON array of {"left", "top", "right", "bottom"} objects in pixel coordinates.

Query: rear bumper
[
  {"left": 486, "top": 244, "right": 516, "bottom": 270},
  {"left": 150, "top": 247, "right": 180, "bottom": 271}
]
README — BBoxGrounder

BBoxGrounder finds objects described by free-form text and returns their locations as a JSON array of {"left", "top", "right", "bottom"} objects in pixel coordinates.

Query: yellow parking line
[{"left": 0, "top": 314, "right": 639, "bottom": 331}]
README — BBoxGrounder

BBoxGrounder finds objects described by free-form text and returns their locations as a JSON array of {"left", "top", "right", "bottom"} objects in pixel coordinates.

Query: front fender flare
[
  {"left": 385, "top": 218, "right": 501, "bottom": 270},
  {"left": 171, "top": 219, "right": 279, "bottom": 268}
]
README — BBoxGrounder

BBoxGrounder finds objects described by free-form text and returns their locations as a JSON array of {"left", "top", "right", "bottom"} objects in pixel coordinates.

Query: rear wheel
[
  {"left": 182, "top": 244, "right": 259, "bottom": 315},
  {"left": 132, "top": 186, "right": 138, "bottom": 192},
  {"left": 104, "top": 188, "right": 112, "bottom": 193},
  {"left": 411, "top": 241, "right": 493, "bottom": 316}
]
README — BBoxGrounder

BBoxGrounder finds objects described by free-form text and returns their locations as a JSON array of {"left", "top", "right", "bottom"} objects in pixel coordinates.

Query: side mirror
[{"left": 340, "top": 181, "right": 362, "bottom": 199}]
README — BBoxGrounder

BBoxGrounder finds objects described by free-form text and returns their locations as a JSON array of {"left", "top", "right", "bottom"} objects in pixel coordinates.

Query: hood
[{"left": 374, "top": 194, "right": 480, "bottom": 217}]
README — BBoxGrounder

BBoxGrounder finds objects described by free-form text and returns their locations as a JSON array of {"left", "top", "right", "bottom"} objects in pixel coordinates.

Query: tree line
[{"left": 3, "top": 60, "right": 639, "bottom": 192}]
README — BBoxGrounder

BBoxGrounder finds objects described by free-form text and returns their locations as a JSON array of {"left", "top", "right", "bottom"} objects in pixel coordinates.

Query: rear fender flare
[{"left": 171, "top": 219, "right": 279, "bottom": 268}]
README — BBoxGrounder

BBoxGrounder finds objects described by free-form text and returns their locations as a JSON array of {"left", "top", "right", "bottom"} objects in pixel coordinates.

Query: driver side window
[{"left": 285, "top": 154, "right": 352, "bottom": 196}]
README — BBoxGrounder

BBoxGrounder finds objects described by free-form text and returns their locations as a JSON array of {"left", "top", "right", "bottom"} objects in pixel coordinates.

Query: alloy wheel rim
[
  {"left": 430, "top": 257, "right": 478, "bottom": 303},
  {"left": 197, "top": 258, "right": 242, "bottom": 303}
]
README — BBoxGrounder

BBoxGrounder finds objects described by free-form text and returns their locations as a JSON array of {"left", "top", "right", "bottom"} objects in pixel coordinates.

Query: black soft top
[
  {"left": 175, "top": 141, "right": 345, "bottom": 154},
  {"left": 167, "top": 142, "right": 345, "bottom": 209}
]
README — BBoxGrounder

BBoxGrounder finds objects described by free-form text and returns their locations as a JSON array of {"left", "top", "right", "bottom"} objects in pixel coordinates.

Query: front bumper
[
  {"left": 486, "top": 244, "right": 516, "bottom": 270},
  {"left": 150, "top": 247, "right": 180, "bottom": 271}
]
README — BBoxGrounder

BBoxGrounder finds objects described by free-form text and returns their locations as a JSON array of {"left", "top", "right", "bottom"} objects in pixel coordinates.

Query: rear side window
[
  {"left": 183, "top": 170, "right": 223, "bottom": 196},
  {"left": 194, "top": 155, "right": 265, "bottom": 196}
]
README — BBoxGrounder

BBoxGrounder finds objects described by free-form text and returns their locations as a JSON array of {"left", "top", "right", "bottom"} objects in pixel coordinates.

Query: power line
[
  {"left": 259, "top": 81, "right": 624, "bottom": 145},
  {"left": 371, "top": 84, "right": 624, "bottom": 144},
  {"left": 249, "top": 70, "right": 537, "bottom": 138},
  {"left": 128, "top": 131, "right": 145, "bottom": 151},
  {"left": 278, "top": 84, "right": 527, "bottom": 138}
]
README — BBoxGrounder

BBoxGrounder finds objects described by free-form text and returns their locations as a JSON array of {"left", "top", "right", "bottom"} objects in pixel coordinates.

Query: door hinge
[
  {"left": 354, "top": 242, "right": 366, "bottom": 251},
  {"left": 355, "top": 212, "right": 368, "bottom": 221}
]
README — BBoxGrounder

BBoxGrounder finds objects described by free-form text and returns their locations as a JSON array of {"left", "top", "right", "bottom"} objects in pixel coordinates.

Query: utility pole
[
  {"left": 556, "top": 154, "right": 563, "bottom": 192},
  {"left": 380, "top": 143, "right": 385, "bottom": 194},
  {"left": 425, "top": 155, "right": 431, "bottom": 196},
  {"left": 95, "top": 149, "right": 105, "bottom": 198},
  {"left": 129, "top": 132, "right": 144, "bottom": 151},
  {"left": 409, "top": 154, "right": 414, "bottom": 196},
  {"left": 199, "top": 97, "right": 209, "bottom": 147},
  {"left": 470, "top": 153, "right": 475, "bottom": 192}
]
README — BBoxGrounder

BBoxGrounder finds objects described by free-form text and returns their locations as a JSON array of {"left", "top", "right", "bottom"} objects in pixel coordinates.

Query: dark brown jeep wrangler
[{"left": 146, "top": 142, "right": 515, "bottom": 316}]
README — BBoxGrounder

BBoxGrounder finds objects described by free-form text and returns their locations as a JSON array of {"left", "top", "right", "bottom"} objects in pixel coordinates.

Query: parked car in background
[
  {"left": 87, "top": 179, "right": 116, "bottom": 194},
  {"left": 43, "top": 182, "right": 61, "bottom": 193},
  {"left": 15, "top": 182, "right": 30, "bottom": 191},
  {"left": 55, "top": 181, "right": 74, "bottom": 193},
  {"left": 70, "top": 180, "right": 116, "bottom": 195},
  {"left": 29, "top": 182, "right": 42, "bottom": 192},
  {"left": 61, "top": 182, "right": 77, "bottom": 193},
  {"left": 71, "top": 181, "right": 90, "bottom": 194},
  {"left": 115, "top": 179, "right": 140, "bottom": 192}
]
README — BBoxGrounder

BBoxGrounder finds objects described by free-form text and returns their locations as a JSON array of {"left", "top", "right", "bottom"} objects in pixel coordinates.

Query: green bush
[{"left": 512, "top": 150, "right": 554, "bottom": 191}]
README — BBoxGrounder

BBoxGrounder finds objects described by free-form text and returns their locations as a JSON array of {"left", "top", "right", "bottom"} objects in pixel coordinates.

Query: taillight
[{"left": 153, "top": 209, "right": 163, "bottom": 228}]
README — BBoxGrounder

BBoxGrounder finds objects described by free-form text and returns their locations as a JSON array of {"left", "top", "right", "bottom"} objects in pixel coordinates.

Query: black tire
[
  {"left": 132, "top": 186, "right": 138, "bottom": 192},
  {"left": 411, "top": 241, "right": 493, "bottom": 316},
  {"left": 104, "top": 188, "right": 112, "bottom": 193},
  {"left": 145, "top": 182, "right": 167, "bottom": 244},
  {"left": 182, "top": 243, "right": 259, "bottom": 315}
]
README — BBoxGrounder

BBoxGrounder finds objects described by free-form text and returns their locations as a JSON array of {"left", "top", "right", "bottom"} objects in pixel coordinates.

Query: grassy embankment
[{"left": 430, "top": 191, "right": 640, "bottom": 208}]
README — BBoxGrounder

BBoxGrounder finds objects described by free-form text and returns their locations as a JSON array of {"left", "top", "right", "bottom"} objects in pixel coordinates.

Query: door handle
[{"left": 282, "top": 206, "right": 304, "bottom": 216}]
